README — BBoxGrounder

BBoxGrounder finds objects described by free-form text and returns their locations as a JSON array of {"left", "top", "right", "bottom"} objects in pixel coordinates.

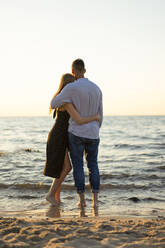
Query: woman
[{"left": 44, "top": 73, "right": 100, "bottom": 206}]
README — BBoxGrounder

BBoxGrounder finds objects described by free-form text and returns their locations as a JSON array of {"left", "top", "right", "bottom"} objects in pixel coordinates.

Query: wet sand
[{"left": 0, "top": 207, "right": 165, "bottom": 248}]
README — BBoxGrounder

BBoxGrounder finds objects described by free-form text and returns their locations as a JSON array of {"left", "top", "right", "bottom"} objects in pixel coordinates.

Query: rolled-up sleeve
[{"left": 50, "top": 85, "right": 72, "bottom": 109}]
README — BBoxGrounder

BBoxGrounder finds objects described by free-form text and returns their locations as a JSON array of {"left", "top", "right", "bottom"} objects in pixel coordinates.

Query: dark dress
[{"left": 43, "top": 109, "right": 70, "bottom": 178}]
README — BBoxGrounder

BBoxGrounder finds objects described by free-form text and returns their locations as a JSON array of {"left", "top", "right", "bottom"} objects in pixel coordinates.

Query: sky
[{"left": 0, "top": 0, "right": 165, "bottom": 116}]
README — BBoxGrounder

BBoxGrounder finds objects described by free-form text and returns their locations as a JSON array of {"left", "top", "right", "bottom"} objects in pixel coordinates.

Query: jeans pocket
[
  {"left": 89, "top": 138, "right": 100, "bottom": 145},
  {"left": 69, "top": 133, "right": 83, "bottom": 145}
]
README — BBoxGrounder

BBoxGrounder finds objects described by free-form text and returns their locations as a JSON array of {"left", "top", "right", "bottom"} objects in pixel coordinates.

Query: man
[{"left": 51, "top": 59, "right": 103, "bottom": 208}]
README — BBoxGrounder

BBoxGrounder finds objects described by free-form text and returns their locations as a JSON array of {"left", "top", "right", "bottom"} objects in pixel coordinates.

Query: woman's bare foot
[
  {"left": 54, "top": 186, "right": 61, "bottom": 203},
  {"left": 46, "top": 194, "right": 59, "bottom": 206}
]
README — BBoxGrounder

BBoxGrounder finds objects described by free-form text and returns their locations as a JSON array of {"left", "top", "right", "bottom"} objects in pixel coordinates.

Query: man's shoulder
[
  {"left": 66, "top": 78, "right": 102, "bottom": 93},
  {"left": 79, "top": 78, "right": 101, "bottom": 88},
  {"left": 87, "top": 78, "right": 102, "bottom": 93}
]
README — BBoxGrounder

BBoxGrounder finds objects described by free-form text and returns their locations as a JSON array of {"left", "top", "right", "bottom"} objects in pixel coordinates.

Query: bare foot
[
  {"left": 79, "top": 206, "right": 87, "bottom": 217},
  {"left": 55, "top": 196, "right": 61, "bottom": 204},
  {"left": 78, "top": 200, "right": 86, "bottom": 207},
  {"left": 92, "top": 201, "right": 98, "bottom": 208},
  {"left": 55, "top": 190, "right": 61, "bottom": 203},
  {"left": 92, "top": 193, "right": 98, "bottom": 208},
  {"left": 78, "top": 193, "right": 86, "bottom": 207},
  {"left": 92, "top": 204, "right": 99, "bottom": 216},
  {"left": 46, "top": 194, "right": 59, "bottom": 206}
]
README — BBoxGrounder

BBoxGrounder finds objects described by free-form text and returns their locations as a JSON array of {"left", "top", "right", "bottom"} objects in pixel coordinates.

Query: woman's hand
[{"left": 95, "top": 114, "right": 101, "bottom": 122}]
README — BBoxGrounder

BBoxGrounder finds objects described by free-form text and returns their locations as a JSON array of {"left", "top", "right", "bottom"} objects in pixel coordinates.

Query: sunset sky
[{"left": 0, "top": 0, "right": 165, "bottom": 116}]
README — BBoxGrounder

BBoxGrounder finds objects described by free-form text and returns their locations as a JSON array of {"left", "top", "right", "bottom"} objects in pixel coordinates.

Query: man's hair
[{"left": 72, "top": 59, "right": 85, "bottom": 73}]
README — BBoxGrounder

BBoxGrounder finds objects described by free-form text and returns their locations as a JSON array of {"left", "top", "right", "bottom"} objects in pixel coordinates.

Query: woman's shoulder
[
  {"left": 57, "top": 110, "right": 69, "bottom": 118},
  {"left": 53, "top": 108, "right": 68, "bottom": 119}
]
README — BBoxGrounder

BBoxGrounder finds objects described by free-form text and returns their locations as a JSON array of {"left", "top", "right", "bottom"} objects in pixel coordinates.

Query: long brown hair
[{"left": 49, "top": 73, "right": 75, "bottom": 114}]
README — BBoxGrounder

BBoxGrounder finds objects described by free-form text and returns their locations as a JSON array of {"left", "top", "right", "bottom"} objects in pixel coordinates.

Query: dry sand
[{"left": 0, "top": 212, "right": 165, "bottom": 248}]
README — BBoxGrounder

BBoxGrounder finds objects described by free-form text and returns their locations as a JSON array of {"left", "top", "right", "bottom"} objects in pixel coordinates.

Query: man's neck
[{"left": 75, "top": 75, "right": 84, "bottom": 80}]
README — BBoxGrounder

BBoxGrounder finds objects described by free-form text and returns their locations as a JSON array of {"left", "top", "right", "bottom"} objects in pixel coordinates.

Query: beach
[{"left": 0, "top": 210, "right": 165, "bottom": 248}]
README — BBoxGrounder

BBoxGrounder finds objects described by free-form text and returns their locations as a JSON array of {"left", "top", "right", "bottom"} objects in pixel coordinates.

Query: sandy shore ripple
[{"left": 0, "top": 216, "right": 165, "bottom": 248}]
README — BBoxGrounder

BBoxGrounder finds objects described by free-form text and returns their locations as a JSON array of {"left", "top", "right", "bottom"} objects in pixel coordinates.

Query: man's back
[{"left": 67, "top": 78, "right": 102, "bottom": 139}]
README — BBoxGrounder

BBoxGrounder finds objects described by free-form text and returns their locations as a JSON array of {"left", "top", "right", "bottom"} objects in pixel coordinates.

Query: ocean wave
[
  {"left": 113, "top": 144, "right": 142, "bottom": 150},
  {"left": 147, "top": 143, "right": 165, "bottom": 150},
  {"left": 0, "top": 183, "right": 48, "bottom": 190},
  {"left": 157, "top": 166, "right": 165, "bottom": 170},
  {"left": 0, "top": 182, "right": 149, "bottom": 191},
  {"left": 128, "top": 197, "right": 165, "bottom": 203},
  {"left": 147, "top": 161, "right": 162, "bottom": 165},
  {"left": 140, "top": 136, "right": 156, "bottom": 140},
  {"left": 143, "top": 197, "right": 165, "bottom": 202},
  {"left": 101, "top": 173, "right": 162, "bottom": 181},
  {"left": 0, "top": 148, "right": 41, "bottom": 157},
  {"left": 140, "top": 152, "right": 163, "bottom": 157},
  {"left": 99, "top": 159, "right": 115, "bottom": 164},
  {"left": 101, "top": 143, "right": 112, "bottom": 148},
  {"left": 23, "top": 148, "right": 41, "bottom": 153},
  {"left": 8, "top": 195, "right": 38, "bottom": 199},
  {"left": 101, "top": 173, "right": 130, "bottom": 180},
  {"left": 101, "top": 183, "right": 148, "bottom": 190},
  {"left": 99, "top": 158, "right": 137, "bottom": 164},
  {"left": 134, "top": 174, "right": 162, "bottom": 180}
]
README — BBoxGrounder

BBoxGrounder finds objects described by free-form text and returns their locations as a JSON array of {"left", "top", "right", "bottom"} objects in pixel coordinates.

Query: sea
[{"left": 0, "top": 116, "right": 165, "bottom": 218}]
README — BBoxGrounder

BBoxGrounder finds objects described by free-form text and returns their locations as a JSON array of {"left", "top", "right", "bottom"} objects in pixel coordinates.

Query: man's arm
[
  {"left": 98, "top": 93, "right": 103, "bottom": 127},
  {"left": 50, "top": 84, "right": 72, "bottom": 109}
]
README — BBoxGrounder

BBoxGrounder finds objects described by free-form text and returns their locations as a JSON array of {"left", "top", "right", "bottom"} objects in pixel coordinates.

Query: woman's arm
[{"left": 63, "top": 103, "right": 100, "bottom": 125}]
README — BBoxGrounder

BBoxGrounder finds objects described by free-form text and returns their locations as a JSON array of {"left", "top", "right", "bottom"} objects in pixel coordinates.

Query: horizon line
[{"left": 0, "top": 114, "right": 165, "bottom": 118}]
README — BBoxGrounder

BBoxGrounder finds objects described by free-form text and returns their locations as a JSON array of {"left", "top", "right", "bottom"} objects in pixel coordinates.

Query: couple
[{"left": 43, "top": 59, "right": 103, "bottom": 208}]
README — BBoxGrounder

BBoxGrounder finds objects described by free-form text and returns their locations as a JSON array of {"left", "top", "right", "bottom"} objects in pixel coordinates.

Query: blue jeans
[{"left": 68, "top": 132, "right": 100, "bottom": 194}]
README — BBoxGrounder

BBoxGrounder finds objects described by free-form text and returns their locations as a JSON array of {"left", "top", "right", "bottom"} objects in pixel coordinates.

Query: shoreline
[
  {"left": 0, "top": 208, "right": 164, "bottom": 220},
  {"left": 0, "top": 203, "right": 165, "bottom": 219},
  {"left": 0, "top": 209, "right": 165, "bottom": 248}
]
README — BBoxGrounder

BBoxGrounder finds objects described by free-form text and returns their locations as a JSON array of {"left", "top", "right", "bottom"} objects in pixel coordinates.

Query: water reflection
[
  {"left": 79, "top": 205, "right": 99, "bottom": 217},
  {"left": 45, "top": 204, "right": 99, "bottom": 218},
  {"left": 45, "top": 206, "right": 61, "bottom": 218}
]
